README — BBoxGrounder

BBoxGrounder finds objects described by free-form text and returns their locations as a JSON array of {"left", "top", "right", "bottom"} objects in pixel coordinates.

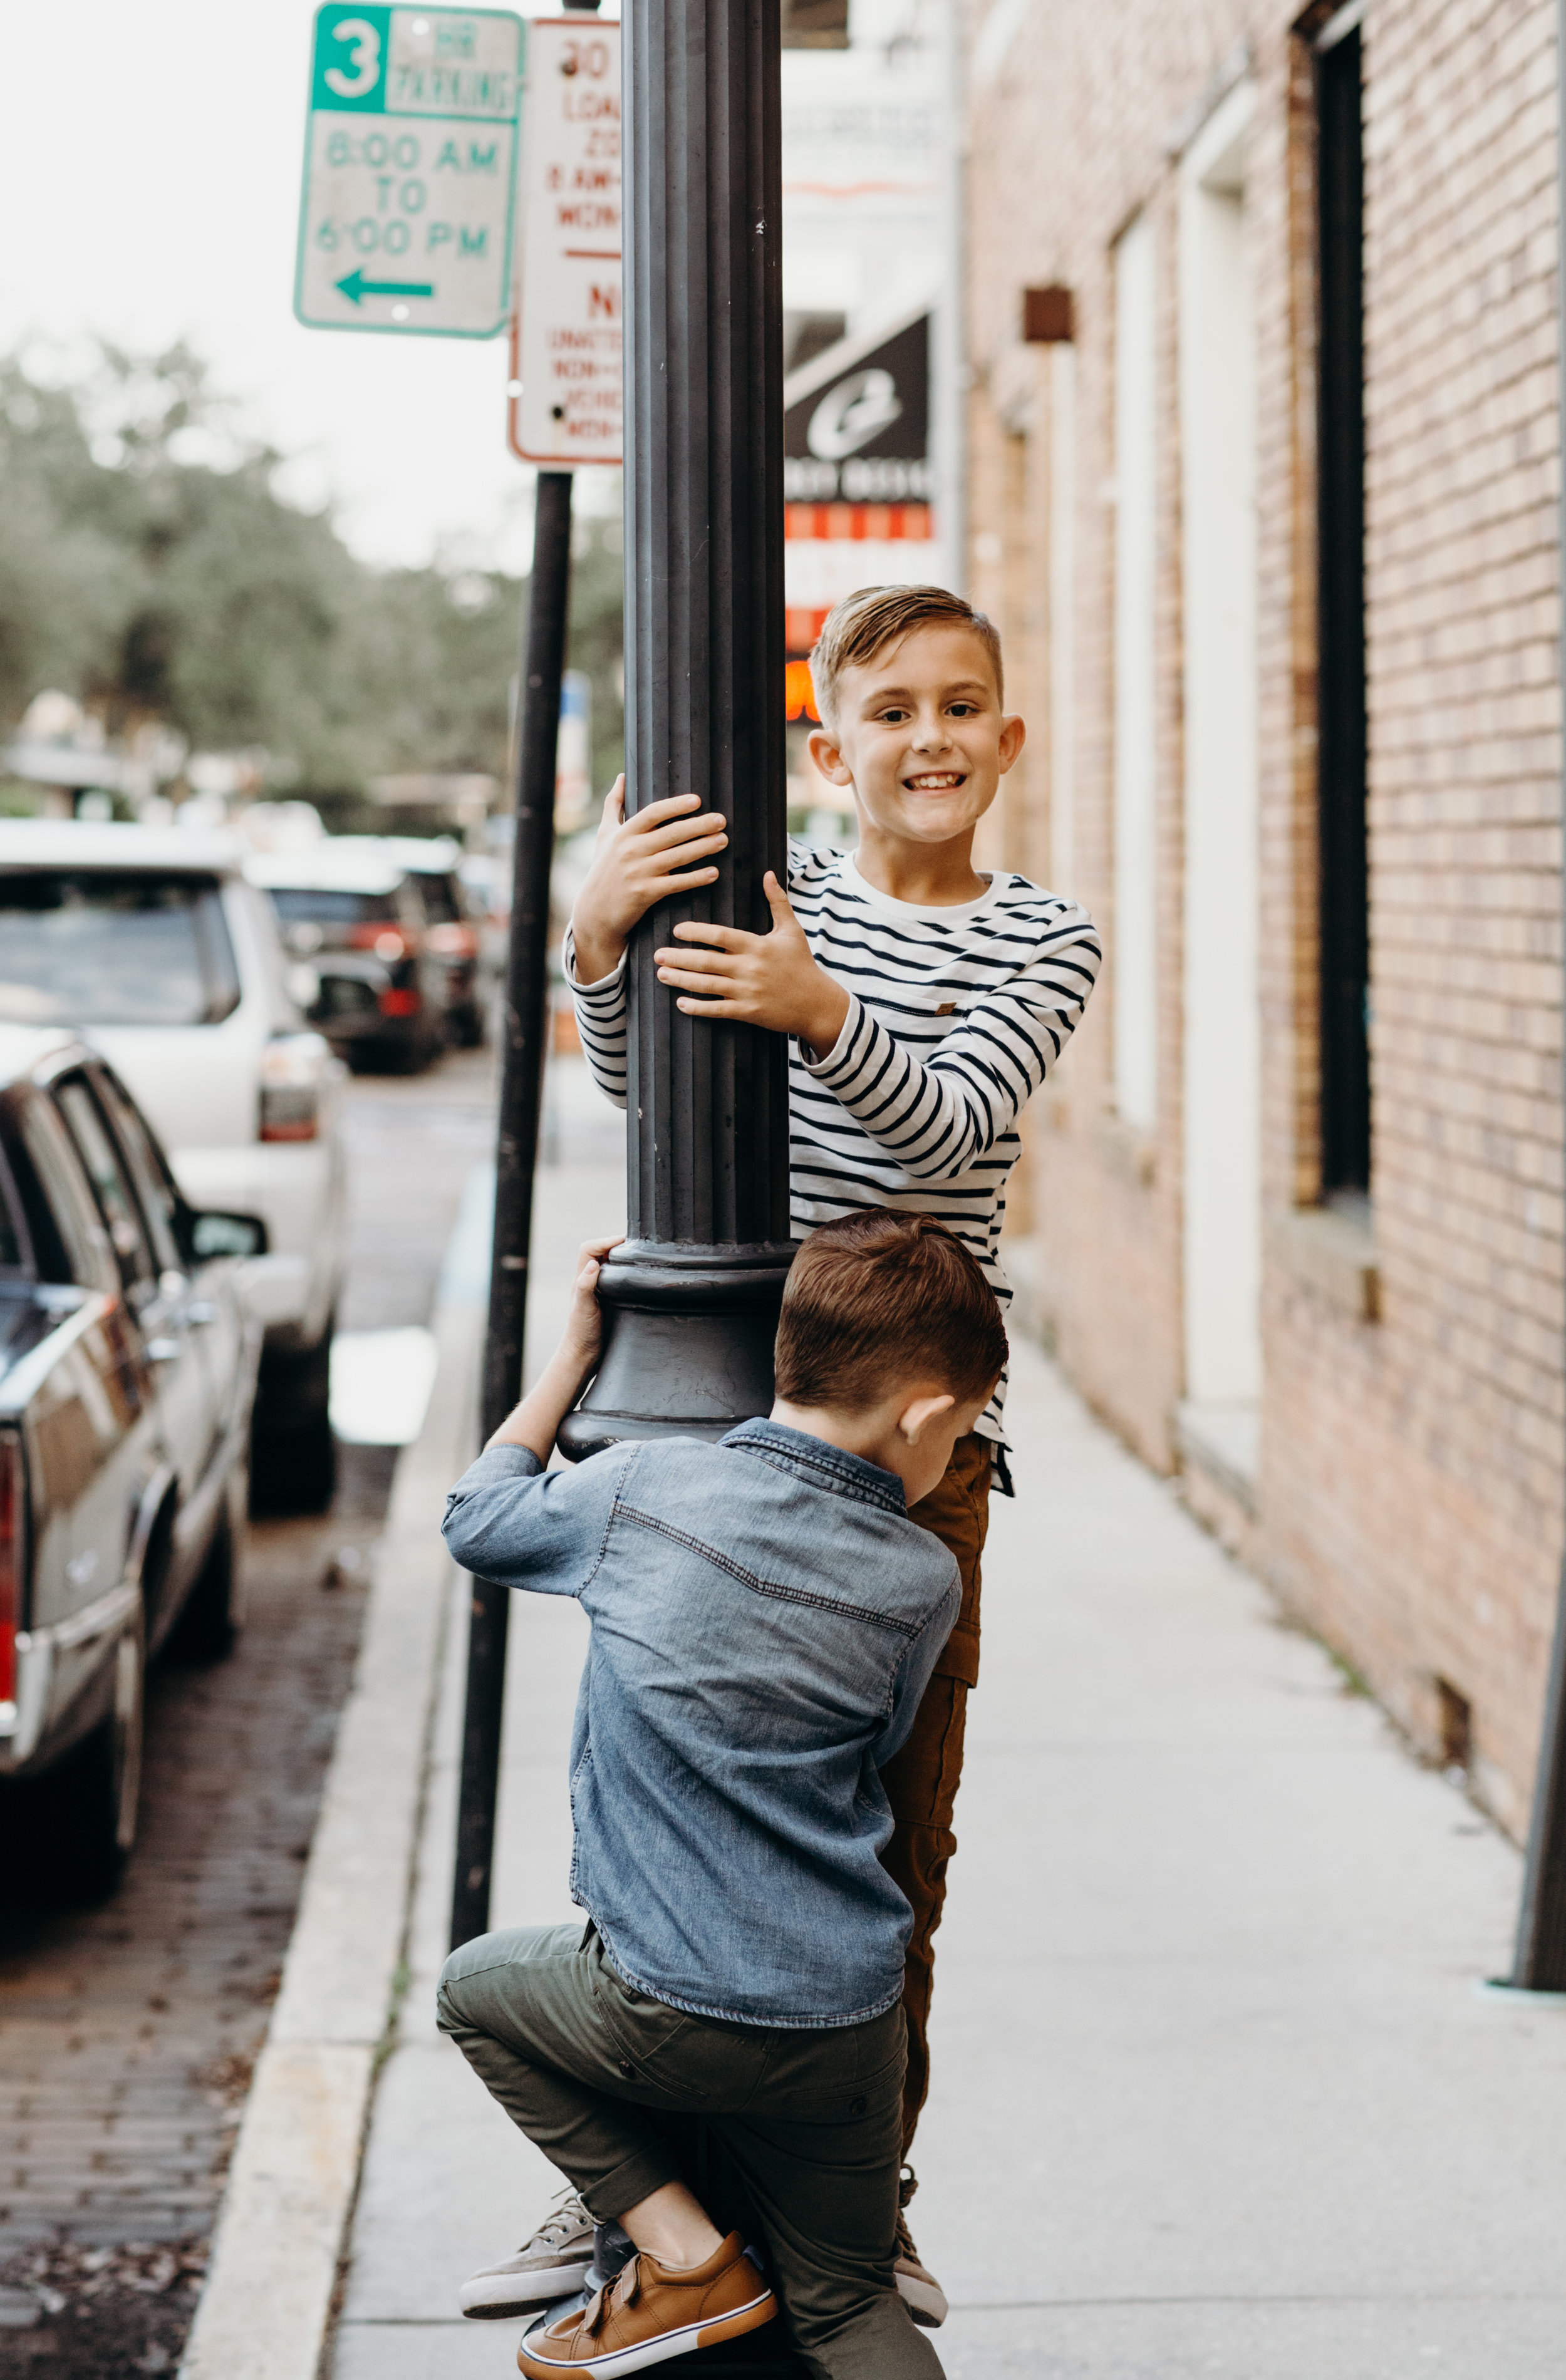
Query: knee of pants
[{"left": 435, "top": 1927, "right": 516, "bottom": 2036}]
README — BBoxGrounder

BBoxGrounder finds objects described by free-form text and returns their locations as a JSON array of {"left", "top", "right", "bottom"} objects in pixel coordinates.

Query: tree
[{"left": 0, "top": 343, "right": 625, "bottom": 805}]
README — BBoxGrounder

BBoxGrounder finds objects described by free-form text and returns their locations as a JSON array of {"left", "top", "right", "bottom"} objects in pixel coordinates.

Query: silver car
[{"left": 0, "top": 1029, "right": 262, "bottom": 1898}]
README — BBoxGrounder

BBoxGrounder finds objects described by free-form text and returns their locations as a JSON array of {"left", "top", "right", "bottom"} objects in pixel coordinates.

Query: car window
[
  {"left": 268, "top": 887, "right": 398, "bottom": 926},
  {"left": 53, "top": 1075, "right": 156, "bottom": 1298},
  {"left": 414, "top": 872, "right": 460, "bottom": 924},
  {"left": 2, "top": 1090, "right": 118, "bottom": 1293},
  {"left": 0, "top": 871, "right": 241, "bottom": 1027},
  {"left": 0, "top": 1149, "right": 29, "bottom": 1275},
  {"left": 89, "top": 1067, "right": 183, "bottom": 1277}
]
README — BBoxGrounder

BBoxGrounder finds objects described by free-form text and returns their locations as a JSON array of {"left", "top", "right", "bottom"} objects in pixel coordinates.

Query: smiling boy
[{"left": 552, "top": 585, "right": 1102, "bottom": 2322}]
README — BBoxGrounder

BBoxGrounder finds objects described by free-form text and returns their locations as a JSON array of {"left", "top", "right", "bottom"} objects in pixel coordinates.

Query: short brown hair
[
  {"left": 774, "top": 1210, "right": 1007, "bottom": 1412},
  {"left": 809, "top": 585, "right": 1004, "bottom": 730}
]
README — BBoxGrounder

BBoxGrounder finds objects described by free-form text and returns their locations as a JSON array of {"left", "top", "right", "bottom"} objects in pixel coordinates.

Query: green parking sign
[{"left": 295, "top": 6, "right": 525, "bottom": 338}]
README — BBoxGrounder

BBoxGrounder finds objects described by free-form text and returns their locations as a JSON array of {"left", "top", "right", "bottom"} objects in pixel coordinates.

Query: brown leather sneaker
[
  {"left": 516, "top": 2230, "right": 777, "bottom": 2376},
  {"left": 894, "top": 2168, "right": 948, "bottom": 2329}
]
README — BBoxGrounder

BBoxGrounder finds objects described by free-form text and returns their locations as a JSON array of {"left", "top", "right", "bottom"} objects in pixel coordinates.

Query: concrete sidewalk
[{"left": 328, "top": 1320, "right": 1566, "bottom": 2379}]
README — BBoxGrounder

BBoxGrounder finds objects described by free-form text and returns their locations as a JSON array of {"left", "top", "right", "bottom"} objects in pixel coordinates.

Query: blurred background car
[
  {"left": 378, "top": 836, "right": 485, "bottom": 1048},
  {"left": 0, "top": 820, "right": 346, "bottom": 1513},
  {"left": 247, "top": 839, "right": 466, "bottom": 1075},
  {"left": 0, "top": 1028, "right": 264, "bottom": 1897}
]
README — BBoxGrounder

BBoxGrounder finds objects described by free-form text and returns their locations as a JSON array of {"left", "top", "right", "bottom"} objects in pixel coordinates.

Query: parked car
[
  {"left": 380, "top": 837, "right": 485, "bottom": 1047},
  {"left": 247, "top": 841, "right": 459, "bottom": 1073},
  {"left": 0, "top": 1028, "right": 264, "bottom": 1896},
  {"left": 0, "top": 821, "right": 347, "bottom": 1511}
]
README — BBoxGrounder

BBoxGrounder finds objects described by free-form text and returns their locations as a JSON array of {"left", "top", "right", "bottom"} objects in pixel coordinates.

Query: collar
[{"left": 720, "top": 1418, "right": 908, "bottom": 1516}]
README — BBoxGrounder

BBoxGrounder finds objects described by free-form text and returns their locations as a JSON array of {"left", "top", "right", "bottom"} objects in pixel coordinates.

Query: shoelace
[{"left": 522, "top": 2186, "right": 591, "bottom": 2253}]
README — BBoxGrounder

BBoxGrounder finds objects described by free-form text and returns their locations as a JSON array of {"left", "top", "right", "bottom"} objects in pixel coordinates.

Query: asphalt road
[{"left": 0, "top": 1046, "right": 505, "bottom": 2380}]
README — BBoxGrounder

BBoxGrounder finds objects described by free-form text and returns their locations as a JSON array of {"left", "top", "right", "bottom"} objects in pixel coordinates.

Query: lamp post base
[{"left": 557, "top": 1241, "right": 797, "bottom": 1463}]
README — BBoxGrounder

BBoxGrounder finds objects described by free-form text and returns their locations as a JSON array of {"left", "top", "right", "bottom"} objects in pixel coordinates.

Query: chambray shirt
[{"left": 442, "top": 1420, "right": 960, "bottom": 2029}]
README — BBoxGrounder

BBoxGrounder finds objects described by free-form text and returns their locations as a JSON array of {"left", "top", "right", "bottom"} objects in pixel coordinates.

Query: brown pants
[{"left": 879, "top": 1431, "right": 992, "bottom": 2155}]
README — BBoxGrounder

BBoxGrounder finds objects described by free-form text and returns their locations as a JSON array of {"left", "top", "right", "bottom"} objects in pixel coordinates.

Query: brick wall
[{"left": 963, "top": 0, "right": 1563, "bottom": 1832}]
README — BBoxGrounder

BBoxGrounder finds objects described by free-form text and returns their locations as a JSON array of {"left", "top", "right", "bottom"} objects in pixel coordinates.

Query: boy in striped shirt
[{"left": 563, "top": 585, "right": 1100, "bottom": 2323}]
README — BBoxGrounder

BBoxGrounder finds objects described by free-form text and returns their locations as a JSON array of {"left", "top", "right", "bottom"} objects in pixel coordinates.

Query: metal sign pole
[{"left": 450, "top": 467, "right": 574, "bottom": 1954}]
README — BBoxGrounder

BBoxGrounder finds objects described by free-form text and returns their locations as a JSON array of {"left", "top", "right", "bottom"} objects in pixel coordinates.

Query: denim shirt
[{"left": 442, "top": 1420, "right": 960, "bottom": 2028}]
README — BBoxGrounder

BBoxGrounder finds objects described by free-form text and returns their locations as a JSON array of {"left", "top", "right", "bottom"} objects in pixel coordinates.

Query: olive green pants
[{"left": 437, "top": 1923, "right": 943, "bottom": 2380}]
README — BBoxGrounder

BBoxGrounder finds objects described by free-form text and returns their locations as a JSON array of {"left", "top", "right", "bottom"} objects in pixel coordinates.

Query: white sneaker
[{"left": 459, "top": 2190, "right": 596, "bottom": 2318}]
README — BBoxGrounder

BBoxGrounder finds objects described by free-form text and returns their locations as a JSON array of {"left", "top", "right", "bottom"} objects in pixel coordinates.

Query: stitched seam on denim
[
  {"left": 728, "top": 1432, "right": 905, "bottom": 1515},
  {"left": 581, "top": 1445, "right": 640, "bottom": 1592},
  {"left": 615, "top": 1504, "right": 919, "bottom": 1637}
]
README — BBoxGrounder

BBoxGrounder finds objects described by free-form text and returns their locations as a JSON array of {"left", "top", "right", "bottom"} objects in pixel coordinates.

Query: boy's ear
[
  {"left": 997, "top": 712, "right": 1026, "bottom": 774},
  {"left": 807, "top": 727, "right": 854, "bottom": 787},
  {"left": 896, "top": 1392, "right": 956, "bottom": 1446}
]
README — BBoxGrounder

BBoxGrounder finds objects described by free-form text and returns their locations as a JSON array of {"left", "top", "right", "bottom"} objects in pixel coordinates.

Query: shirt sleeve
[
  {"left": 871, "top": 1564, "right": 961, "bottom": 1769},
  {"left": 563, "top": 925, "right": 628, "bottom": 1111},
  {"left": 799, "top": 902, "right": 1102, "bottom": 1185},
  {"left": 442, "top": 1442, "right": 627, "bottom": 1595}
]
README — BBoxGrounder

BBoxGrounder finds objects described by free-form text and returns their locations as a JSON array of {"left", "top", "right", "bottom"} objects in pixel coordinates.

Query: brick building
[{"left": 961, "top": 0, "right": 1562, "bottom": 1834}]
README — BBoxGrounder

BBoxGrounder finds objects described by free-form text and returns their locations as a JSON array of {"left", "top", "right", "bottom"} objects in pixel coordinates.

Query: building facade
[{"left": 962, "top": 0, "right": 1562, "bottom": 1834}]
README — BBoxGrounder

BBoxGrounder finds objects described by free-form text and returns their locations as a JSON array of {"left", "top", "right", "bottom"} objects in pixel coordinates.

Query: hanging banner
[{"left": 507, "top": 16, "right": 622, "bottom": 466}]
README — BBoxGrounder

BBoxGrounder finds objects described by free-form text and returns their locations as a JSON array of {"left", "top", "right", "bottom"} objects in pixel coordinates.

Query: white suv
[{"left": 0, "top": 820, "right": 346, "bottom": 1508}]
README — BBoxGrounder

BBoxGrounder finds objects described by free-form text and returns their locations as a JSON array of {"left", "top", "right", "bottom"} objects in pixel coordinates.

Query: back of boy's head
[
  {"left": 810, "top": 584, "right": 1003, "bottom": 732},
  {"left": 774, "top": 1210, "right": 1007, "bottom": 1414}
]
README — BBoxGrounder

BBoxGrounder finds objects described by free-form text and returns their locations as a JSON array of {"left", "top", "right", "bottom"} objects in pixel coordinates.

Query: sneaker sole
[
  {"left": 461, "top": 2260, "right": 595, "bottom": 2316},
  {"left": 895, "top": 2271, "right": 948, "bottom": 2329},
  {"left": 517, "top": 2285, "right": 777, "bottom": 2376}
]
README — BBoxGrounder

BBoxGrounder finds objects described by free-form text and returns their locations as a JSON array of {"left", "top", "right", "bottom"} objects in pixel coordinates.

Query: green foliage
[{"left": 0, "top": 343, "right": 625, "bottom": 803}]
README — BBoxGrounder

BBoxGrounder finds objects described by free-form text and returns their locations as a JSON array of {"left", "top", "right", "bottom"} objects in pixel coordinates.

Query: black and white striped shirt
[{"left": 567, "top": 841, "right": 1102, "bottom": 1457}]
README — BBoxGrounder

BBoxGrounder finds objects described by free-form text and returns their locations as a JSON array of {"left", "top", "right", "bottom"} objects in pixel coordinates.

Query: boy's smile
[{"left": 807, "top": 623, "right": 1025, "bottom": 902}]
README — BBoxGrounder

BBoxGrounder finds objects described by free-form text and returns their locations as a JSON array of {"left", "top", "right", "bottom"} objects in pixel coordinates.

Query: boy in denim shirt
[{"left": 438, "top": 1211, "right": 1005, "bottom": 2379}]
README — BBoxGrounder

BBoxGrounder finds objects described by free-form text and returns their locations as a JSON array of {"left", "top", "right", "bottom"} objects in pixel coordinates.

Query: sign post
[{"left": 295, "top": 4, "right": 524, "bottom": 339}]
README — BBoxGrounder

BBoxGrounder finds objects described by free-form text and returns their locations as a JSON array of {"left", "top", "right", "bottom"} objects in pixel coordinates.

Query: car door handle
[
  {"left": 187, "top": 1302, "right": 219, "bottom": 1325},
  {"left": 145, "top": 1337, "right": 181, "bottom": 1362}
]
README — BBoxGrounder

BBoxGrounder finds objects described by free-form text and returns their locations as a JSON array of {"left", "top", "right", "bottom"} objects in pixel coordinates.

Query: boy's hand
[
  {"left": 559, "top": 1234, "right": 623, "bottom": 1376},
  {"left": 569, "top": 778, "right": 730, "bottom": 985},
  {"left": 485, "top": 1234, "right": 623, "bottom": 1457},
  {"left": 654, "top": 872, "right": 850, "bottom": 1058}
]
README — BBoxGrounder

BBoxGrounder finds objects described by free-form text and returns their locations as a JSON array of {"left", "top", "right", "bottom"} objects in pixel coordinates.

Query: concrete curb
[{"left": 180, "top": 1265, "right": 485, "bottom": 2380}]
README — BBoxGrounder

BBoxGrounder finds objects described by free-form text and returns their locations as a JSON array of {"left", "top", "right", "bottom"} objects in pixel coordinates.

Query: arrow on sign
[{"left": 336, "top": 270, "right": 435, "bottom": 305}]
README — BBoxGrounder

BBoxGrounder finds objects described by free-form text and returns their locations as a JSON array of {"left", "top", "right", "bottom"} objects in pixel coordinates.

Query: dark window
[
  {"left": 0, "top": 1149, "right": 28, "bottom": 1275},
  {"left": 268, "top": 887, "right": 399, "bottom": 926},
  {"left": 1, "top": 1090, "right": 118, "bottom": 1292},
  {"left": 54, "top": 1075, "right": 156, "bottom": 1300},
  {"left": 412, "top": 872, "right": 460, "bottom": 925},
  {"left": 0, "top": 871, "right": 241, "bottom": 1028},
  {"left": 1316, "top": 22, "right": 1370, "bottom": 1196},
  {"left": 90, "top": 1067, "right": 184, "bottom": 1278}
]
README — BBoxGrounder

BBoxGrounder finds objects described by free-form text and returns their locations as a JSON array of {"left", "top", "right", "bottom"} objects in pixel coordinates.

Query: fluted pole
[{"left": 559, "top": 0, "right": 793, "bottom": 1459}]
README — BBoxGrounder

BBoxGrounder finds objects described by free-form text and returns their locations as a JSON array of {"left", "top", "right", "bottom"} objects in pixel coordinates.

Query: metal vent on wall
[{"left": 782, "top": 0, "right": 849, "bottom": 46}]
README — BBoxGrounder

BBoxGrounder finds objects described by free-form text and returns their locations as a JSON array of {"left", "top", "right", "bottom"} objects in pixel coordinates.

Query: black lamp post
[{"left": 556, "top": 0, "right": 795, "bottom": 1463}]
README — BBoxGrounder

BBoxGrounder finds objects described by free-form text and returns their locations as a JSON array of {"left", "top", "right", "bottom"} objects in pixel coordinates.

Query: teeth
[{"left": 907, "top": 773, "right": 962, "bottom": 789}]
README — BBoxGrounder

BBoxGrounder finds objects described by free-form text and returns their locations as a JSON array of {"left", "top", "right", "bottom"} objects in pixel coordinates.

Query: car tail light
[
  {"left": 379, "top": 987, "right": 422, "bottom": 1017},
  {"left": 425, "top": 921, "right": 478, "bottom": 960},
  {"left": 0, "top": 1433, "right": 21, "bottom": 1710},
  {"left": 260, "top": 1032, "right": 331, "bottom": 1143},
  {"left": 347, "top": 924, "right": 413, "bottom": 961}
]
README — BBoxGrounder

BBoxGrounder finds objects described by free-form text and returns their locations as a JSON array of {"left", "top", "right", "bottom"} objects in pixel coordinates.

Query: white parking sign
[
  {"left": 507, "top": 16, "right": 621, "bottom": 465},
  {"left": 295, "top": 6, "right": 524, "bottom": 338}
]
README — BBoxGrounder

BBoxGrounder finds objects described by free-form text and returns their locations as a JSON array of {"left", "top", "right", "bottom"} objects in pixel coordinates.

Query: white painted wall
[
  {"left": 1112, "top": 215, "right": 1159, "bottom": 1131},
  {"left": 1049, "top": 341, "right": 1076, "bottom": 898},
  {"left": 1179, "top": 84, "right": 1262, "bottom": 1406}
]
